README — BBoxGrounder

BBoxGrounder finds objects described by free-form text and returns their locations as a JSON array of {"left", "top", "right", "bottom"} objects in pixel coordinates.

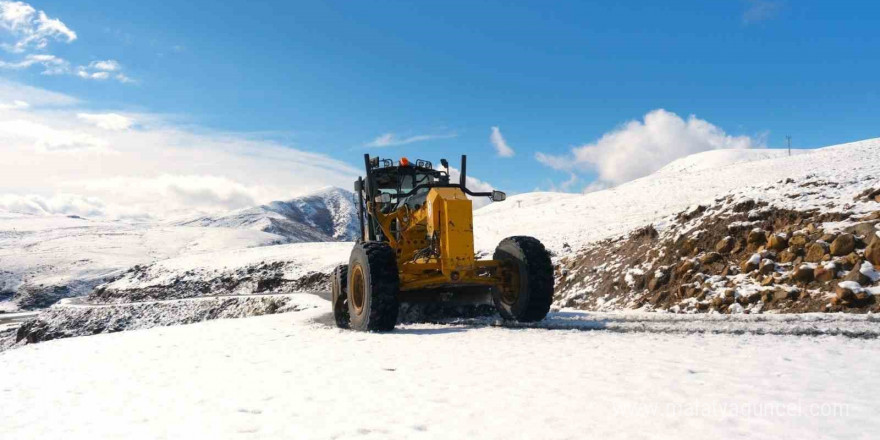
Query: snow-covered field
[{"left": 1, "top": 303, "right": 877, "bottom": 440}]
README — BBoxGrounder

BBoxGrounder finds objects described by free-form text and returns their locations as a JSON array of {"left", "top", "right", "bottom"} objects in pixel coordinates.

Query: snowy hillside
[
  {"left": 177, "top": 186, "right": 359, "bottom": 242},
  {"left": 0, "top": 213, "right": 285, "bottom": 311},
  {"left": 474, "top": 138, "right": 880, "bottom": 254}
]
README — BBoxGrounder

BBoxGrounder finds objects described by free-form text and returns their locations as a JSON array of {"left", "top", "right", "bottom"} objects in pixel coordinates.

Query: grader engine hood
[{"left": 425, "top": 188, "right": 475, "bottom": 277}]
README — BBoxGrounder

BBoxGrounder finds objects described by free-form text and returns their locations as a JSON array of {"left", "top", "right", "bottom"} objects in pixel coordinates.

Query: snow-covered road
[{"left": 1, "top": 303, "right": 878, "bottom": 440}]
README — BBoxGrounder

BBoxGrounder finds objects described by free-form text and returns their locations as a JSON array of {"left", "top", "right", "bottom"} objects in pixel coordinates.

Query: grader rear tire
[
  {"left": 347, "top": 242, "right": 400, "bottom": 331},
  {"left": 330, "top": 265, "right": 349, "bottom": 328},
  {"left": 492, "top": 236, "right": 554, "bottom": 322}
]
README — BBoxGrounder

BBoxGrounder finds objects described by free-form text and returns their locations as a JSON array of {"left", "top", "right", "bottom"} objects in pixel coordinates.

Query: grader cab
[{"left": 331, "top": 154, "right": 554, "bottom": 331}]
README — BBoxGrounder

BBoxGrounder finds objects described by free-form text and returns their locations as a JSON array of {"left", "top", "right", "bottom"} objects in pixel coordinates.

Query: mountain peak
[{"left": 178, "top": 187, "right": 359, "bottom": 243}]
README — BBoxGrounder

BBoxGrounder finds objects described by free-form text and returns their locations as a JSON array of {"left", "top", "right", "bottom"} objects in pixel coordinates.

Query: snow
[
  {"left": 748, "top": 253, "right": 762, "bottom": 265},
  {"left": 474, "top": 138, "right": 880, "bottom": 253},
  {"left": 104, "top": 242, "right": 352, "bottom": 292},
  {"left": 837, "top": 281, "right": 864, "bottom": 293},
  {"left": 176, "top": 186, "right": 359, "bottom": 242},
  {"left": 859, "top": 261, "right": 880, "bottom": 283},
  {"left": 0, "top": 213, "right": 284, "bottom": 298},
  {"left": 1, "top": 306, "right": 878, "bottom": 439}
]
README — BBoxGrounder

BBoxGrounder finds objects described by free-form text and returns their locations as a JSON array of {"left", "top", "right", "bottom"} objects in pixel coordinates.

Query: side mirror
[
  {"left": 491, "top": 190, "right": 506, "bottom": 202},
  {"left": 374, "top": 193, "right": 392, "bottom": 203},
  {"left": 353, "top": 179, "right": 363, "bottom": 192},
  {"left": 440, "top": 158, "right": 449, "bottom": 170}
]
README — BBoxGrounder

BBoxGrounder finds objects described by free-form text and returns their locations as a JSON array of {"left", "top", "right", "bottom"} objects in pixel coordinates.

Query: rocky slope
[
  {"left": 177, "top": 186, "right": 359, "bottom": 242},
  {"left": 555, "top": 183, "right": 880, "bottom": 314}
]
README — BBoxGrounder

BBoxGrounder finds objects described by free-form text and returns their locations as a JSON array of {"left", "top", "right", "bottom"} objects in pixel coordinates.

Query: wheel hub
[{"left": 350, "top": 265, "right": 366, "bottom": 314}]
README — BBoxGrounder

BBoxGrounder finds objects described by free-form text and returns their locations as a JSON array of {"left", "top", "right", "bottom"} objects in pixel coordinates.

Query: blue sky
[{"left": 0, "top": 0, "right": 878, "bottom": 217}]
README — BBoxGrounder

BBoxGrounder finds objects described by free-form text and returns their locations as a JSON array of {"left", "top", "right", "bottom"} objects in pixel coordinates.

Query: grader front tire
[
  {"left": 492, "top": 236, "right": 554, "bottom": 322},
  {"left": 331, "top": 265, "right": 349, "bottom": 328},
  {"left": 347, "top": 242, "right": 400, "bottom": 331}
]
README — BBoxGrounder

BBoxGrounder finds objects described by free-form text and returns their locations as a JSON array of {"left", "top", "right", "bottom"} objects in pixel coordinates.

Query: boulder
[
  {"left": 747, "top": 228, "right": 767, "bottom": 245},
  {"left": 649, "top": 270, "right": 670, "bottom": 291},
  {"left": 792, "top": 265, "right": 815, "bottom": 283},
  {"left": 813, "top": 265, "right": 835, "bottom": 282},
  {"left": 778, "top": 249, "right": 797, "bottom": 264},
  {"left": 759, "top": 259, "right": 776, "bottom": 275},
  {"left": 830, "top": 233, "right": 855, "bottom": 256},
  {"left": 838, "top": 253, "right": 861, "bottom": 271},
  {"left": 820, "top": 233, "right": 838, "bottom": 243},
  {"left": 843, "top": 263, "right": 870, "bottom": 286},
  {"left": 760, "top": 276, "right": 775, "bottom": 286},
  {"left": 715, "top": 236, "right": 735, "bottom": 254},
  {"left": 741, "top": 253, "right": 761, "bottom": 273},
  {"left": 835, "top": 283, "right": 858, "bottom": 303},
  {"left": 675, "top": 260, "right": 697, "bottom": 277},
  {"left": 767, "top": 234, "right": 788, "bottom": 251},
  {"left": 866, "top": 241, "right": 880, "bottom": 267},
  {"left": 788, "top": 234, "right": 808, "bottom": 249},
  {"left": 844, "top": 221, "right": 879, "bottom": 242},
  {"left": 805, "top": 242, "right": 829, "bottom": 263},
  {"left": 699, "top": 252, "right": 722, "bottom": 265}
]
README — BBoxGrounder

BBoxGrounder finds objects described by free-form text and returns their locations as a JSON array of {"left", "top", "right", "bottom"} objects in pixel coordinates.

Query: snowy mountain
[
  {"left": 2, "top": 139, "right": 879, "bottom": 316},
  {"left": 176, "top": 186, "right": 359, "bottom": 243}
]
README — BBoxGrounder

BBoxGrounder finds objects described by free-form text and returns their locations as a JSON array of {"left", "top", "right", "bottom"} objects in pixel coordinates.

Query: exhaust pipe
[{"left": 459, "top": 155, "right": 467, "bottom": 188}]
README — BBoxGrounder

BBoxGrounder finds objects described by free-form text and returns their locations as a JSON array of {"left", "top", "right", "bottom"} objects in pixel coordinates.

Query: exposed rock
[
  {"left": 788, "top": 234, "right": 808, "bottom": 249},
  {"left": 759, "top": 259, "right": 776, "bottom": 275},
  {"left": 843, "top": 264, "right": 870, "bottom": 286},
  {"left": 741, "top": 253, "right": 761, "bottom": 273},
  {"left": 845, "top": 221, "right": 879, "bottom": 243},
  {"left": 747, "top": 228, "right": 767, "bottom": 245},
  {"left": 830, "top": 233, "right": 855, "bottom": 256},
  {"left": 778, "top": 249, "right": 797, "bottom": 263},
  {"left": 805, "top": 242, "right": 829, "bottom": 263},
  {"left": 760, "top": 276, "right": 775, "bottom": 286},
  {"left": 820, "top": 233, "right": 838, "bottom": 243},
  {"left": 792, "top": 265, "right": 815, "bottom": 283},
  {"left": 866, "top": 241, "right": 880, "bottom": 267},
  {"left": 648, "top": 269, "right": 670, "bottom": 291},
  {"left": 835, "top": 284, "right": 857, "bottom": 303},
  {"left": 814, "top": 265, "right": 835, "bottom": 282},
  {"left": 715, "top": 236, "right": 735, "bottom": 254},
  {"left": 699, "top": 252, "right": 722, "bottom": 265},
  {"left": 838, "top": 253, "right": 861, "bottom": 271},
  {"left": 675, "top": 260, "right": 697, "bottom": 278},
  {"left": 767, "top": 234, "right": 788, "bottom": 251}
]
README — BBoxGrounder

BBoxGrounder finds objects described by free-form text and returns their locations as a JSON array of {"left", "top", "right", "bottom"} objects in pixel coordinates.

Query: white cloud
[
  {"left": 0, "top": 118, "right": 109, "bottom": 151},
  {"left": 77, "top": 113, "right": 133, "bottom": 130},
  {"left": 489, "top": 126, "right": 514, "bottom": 157},
  {"left": 0, "top": 193, "right": 105, "bottom": 217},
  {"left": 0, "top": 3, "right": 134, "bottom": 83},
  {"left": 535, "top": 109, "right": 763, "bottom": 191},
  {"left": 0, "top": 52, "right": 68, "bottom": 74},
  {"left": 743, "top": 0, "right": 783, "bottom": 24},
  {"left": 89, "top": 59, "right": 119, "bottom": 71},
  {"left": 0, "top": 79, "right": 360, "bottom": 219},
  {"left": 0, "top": 1, "right": 76, "bottom": 52},
  {"left": 365, "top": 132, "right": 457, "bottom": 147},
  {"left": 75, "top": 60, "right": 133, "bottom": 83}
]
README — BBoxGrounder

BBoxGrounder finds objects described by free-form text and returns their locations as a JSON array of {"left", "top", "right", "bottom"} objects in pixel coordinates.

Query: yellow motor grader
[{"left": 331, "top": 154, "right": 553, "bottom": 331}]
